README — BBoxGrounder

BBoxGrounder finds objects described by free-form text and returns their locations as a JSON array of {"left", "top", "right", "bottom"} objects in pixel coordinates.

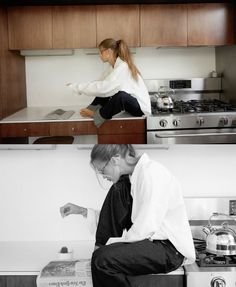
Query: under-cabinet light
[
  {"left": 76, "top": 144, "right": 169, "bottom": 150},
  {"left": 20, "top": 49, "right": 74, "bottom": 56},
  {"left": 0, "top": 145, "right": 56, "bottom": 150}
]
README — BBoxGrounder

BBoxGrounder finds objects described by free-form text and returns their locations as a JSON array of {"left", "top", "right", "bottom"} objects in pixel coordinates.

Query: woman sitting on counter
[
  {"left": 60, "top": 144, "right": 195, "bottom": 287},
  {"left": 66, "top": 38, "right": 151, "bottom": 127}
]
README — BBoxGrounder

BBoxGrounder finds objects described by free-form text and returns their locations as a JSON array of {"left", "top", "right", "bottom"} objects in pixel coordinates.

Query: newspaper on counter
[
  {"left": 36, "top": 259, "right": 93, "bottom": 287},
  {"left": 44, "top": 109, "right": 75, "bottom": 120}
]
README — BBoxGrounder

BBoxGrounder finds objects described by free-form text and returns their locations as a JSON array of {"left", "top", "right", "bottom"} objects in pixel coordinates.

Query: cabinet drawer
[
  {"left": 7, "top": 275, "right": 37, "bottom": 287},
  {"left": 98, "top": 119, "right": 145, "bottom": 135},
  {"left": 50, "top": 121, "right": 97, "bottom": 136},
  {"left": 98, "top": 133, "right": 146, "bottom": 144},
  {"left": 1, "top": 123, "right": 50, "bottom": 137}
]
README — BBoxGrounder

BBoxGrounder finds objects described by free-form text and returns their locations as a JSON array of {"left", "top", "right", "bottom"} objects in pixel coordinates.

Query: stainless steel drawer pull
[
  {"left": 155, "top": 132, "right": 236, "bottom": 138},
  {"left": 71, "top": 127, "right": 75, "bottom": 131}
]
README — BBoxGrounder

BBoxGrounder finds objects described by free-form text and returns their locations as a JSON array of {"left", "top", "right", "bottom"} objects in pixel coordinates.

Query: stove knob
[
  {"left": 196, "top": 117, "right": 204, "bottom": 126},
  {"left": 173, "top": 119, "right": 180, "bottom": 127},
  {"left": 211, "top": 277, "right": 226, "bottom": 287},
  {"left": 219, "top": 117, "right": 228, "bottom": 127},
  {"left": 159, "top": 119, "right": 168, "bottom": 128}
]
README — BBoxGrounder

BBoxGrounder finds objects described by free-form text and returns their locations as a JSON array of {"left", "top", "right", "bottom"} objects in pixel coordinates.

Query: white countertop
[
  {"left": 0, "top": 241, "right": 94, "bottom": 275},
  {"left": 0, "top": 241, "right": 184, "bottom": 276},
  {"left": 0, "top": 106, "right": 145, "bottom": 124}
]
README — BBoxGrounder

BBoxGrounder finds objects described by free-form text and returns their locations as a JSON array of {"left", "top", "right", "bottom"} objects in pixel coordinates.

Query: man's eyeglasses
[{"left": 97, "top": 159, "right": 110, "bottom": 175}]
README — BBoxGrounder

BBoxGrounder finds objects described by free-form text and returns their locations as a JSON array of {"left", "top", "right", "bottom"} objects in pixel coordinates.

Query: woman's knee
[
  {"left": 92, "top": 246, "right": 113, "bottom": 269},
  {"left": 113, "top": 91, "right": 129, "bottom": 103}
]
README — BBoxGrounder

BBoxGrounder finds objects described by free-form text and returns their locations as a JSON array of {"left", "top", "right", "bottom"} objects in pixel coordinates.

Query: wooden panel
[
  {"left": 53, "top": 6, "right": 96, "bottom": 48},
  {"left": 1, "top": 51, "right": 27, "bottom": 119},
  {"left": 188, "top": 3, "right": 234, "bottom": 46},
  {"left": 50, "top": 121, "right": 97, "bottom": 136},
  {"left": 8, "top": 6, "right": 53, "bottom": 49},
  {"left": 0, "top": 276, "right": 6, "bottom": 287},
  {"left": 96, "top": 5, "right": 140, "bottom": 47},
  {"left": 1, "top": 123, "right": 50, "bottom": 137},
  {"left": 7, "top": 275, "right": 37, "bottom": 287},
  {"left": 98, "top": 119, "right": 145, "bottom": 135},
  {"left": 98, "top": 133, "right": 145, "bottom": 144},
  {"left": 0, "top": 7, "right": 27, "bottom": 121},
  {"left": 141, "top": 4, "right": 187, "bottom": 47}
]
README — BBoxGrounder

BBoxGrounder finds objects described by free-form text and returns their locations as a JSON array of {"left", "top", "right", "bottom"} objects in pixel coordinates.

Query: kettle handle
[{"left": 208, "top": 212, "right": 236, "bottom": 227}]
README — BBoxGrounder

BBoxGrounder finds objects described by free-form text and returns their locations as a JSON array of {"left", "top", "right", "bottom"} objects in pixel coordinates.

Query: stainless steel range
[
  {"left": 185, "top": 238, "right": 236, "bottom": 287},
  {"left": 146, "top": 78, "right": 236, "bottom": 144}
]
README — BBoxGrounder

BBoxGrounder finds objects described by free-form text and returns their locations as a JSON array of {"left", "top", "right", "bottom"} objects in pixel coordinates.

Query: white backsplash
[
  {"left": 0, "top": 145, "right": 235, "bottom": 241},
  {"left": 25, "top": 47, "right": 216, "bottom": 107}
]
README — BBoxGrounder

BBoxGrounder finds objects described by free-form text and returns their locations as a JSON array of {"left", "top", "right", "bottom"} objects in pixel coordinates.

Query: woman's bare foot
[{"left": 80, "top": 108, "right": 95, "bottom": 118}]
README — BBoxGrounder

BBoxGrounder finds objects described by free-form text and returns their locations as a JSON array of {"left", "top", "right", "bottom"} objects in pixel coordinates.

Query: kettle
[
  {"left": 154, "top": 86, "right": 174, "bottom": 110},
  {"left": 203, "top": 212, "right": 236, "bottom": 256}
]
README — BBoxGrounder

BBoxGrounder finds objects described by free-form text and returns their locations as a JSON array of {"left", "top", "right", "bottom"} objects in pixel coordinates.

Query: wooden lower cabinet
[
  {"left": 50, "top": 121, "right": 97, "bottom": 136},
  {"left": 0, "top": 276, "right": 37, "bottom": 287},
  {"left": 1, "top": 123, "right": 50, "bottom": 137},
  {"left": 0, "top": 276, "right": 6, "bottom": 287},
  {"left": 98, "top": 133, "right": 145, "bottom": 144},
  {"left": 97, "top": 119, "right": 146, "bottom": 144},
  {"left": 0, "top": 119, "right": 146, "bottom": 144}
]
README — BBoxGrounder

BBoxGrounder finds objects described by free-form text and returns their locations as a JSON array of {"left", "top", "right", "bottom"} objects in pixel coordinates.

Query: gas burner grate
[
  {"left": 153, "top": 99, "right": 236, "bottom": 115},
  {"left": 197, "top": 253, "right": 236, "bottom": 267}
]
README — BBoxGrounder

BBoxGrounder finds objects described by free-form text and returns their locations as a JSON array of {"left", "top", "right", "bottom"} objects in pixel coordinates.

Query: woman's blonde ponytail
[{"left": 117, "top": 39, "right": 140, "bottom": 81}]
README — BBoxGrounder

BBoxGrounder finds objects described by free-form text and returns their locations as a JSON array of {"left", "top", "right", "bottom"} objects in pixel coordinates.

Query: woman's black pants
[
  {"left": 91, "top": 239, "right": 184, "bottom": 287},
  {"left": 89, "top": 91, "right": 144, "bottom": 119}
]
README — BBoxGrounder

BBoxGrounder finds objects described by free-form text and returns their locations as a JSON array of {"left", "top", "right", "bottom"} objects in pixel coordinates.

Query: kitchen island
[
  {"left": 0, "top": 106, "right": 146, "bottom": 144},
  {"left": 0, "top": 241, "right": 184, "bottom": 287}
]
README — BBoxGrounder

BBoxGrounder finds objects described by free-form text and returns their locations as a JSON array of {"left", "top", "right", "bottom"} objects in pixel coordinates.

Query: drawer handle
[
  {"left": 71, "top": 127, "right": 75, "bottom": 131},
  {"left": 23, "top": 128, "right": 27, "bottom": 132},
  {"left": 120, "top": 125, "right": 123, "bottom": 129}
]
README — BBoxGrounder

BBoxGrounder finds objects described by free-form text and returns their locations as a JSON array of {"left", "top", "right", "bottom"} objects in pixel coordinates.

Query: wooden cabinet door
[
  {"left": 0, "top": 276, "right": 6, "bottom": 287},
  {"left": 96, "top": 5, "right": 140, "bottom": 47},
  {"left": 53, "top": 6, "right": 96, "bottom": 48},
  {"left": 50, "top": 121, "right": 97, "bottom": 136},
  {"left": 98, "top": 133, "right": 145, "bottom": 144},
  {"left": 187, "top": 3, "right": 234, "bottom": 46},
  {"left": 7, "top": 276, "right": 37, "bottom": 287},
  {"left": 8, "top": 6, "right": 53, "bottom": 49},
  {"left": 98, "top": 119, "right": 146, "bottom": 143},
  {"left": 1, "top": 123, "right": 50, "bottom": 137},
  {"left": 140, "top": 4, "right": 187, "bottom": 47},
  {"left": 98, "top": 119, "right": 145, "bottom": 135}
]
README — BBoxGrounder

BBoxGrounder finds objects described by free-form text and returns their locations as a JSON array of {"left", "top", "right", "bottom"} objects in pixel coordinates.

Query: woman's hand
[{"left": 60, "top": 203, "right": 87, "bottom": 218}]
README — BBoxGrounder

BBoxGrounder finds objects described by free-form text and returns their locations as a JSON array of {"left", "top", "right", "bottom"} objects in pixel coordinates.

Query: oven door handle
[{"left": 155, "top": 132, "right": 236, "bottom": 138}]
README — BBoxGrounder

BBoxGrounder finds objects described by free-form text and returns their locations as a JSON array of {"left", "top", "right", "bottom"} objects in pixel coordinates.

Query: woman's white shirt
[
  {"left": 126, "top": 153, "right": 196, "bottom": 265},
  {"left": 68, "top": 57, "right": 151, "bottom": 115}
]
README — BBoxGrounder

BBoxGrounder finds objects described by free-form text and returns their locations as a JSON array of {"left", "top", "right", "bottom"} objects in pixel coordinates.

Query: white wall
[
  {"left": 26, "top": 47, "right": 216, "bottom": 107},
  {"left": 0, "top": 144, "right": 235, "bottom": 242}
]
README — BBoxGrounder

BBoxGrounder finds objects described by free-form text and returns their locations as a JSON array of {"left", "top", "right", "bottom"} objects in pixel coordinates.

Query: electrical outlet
[{"left": 229, "top": 200, "right": 236, "bottom": 216}]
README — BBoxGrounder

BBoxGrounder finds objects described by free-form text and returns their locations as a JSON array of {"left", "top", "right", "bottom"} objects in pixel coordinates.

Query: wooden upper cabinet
[
  {"left": 53, "top": 6, "right": 96, "bottom": 48},
  {"left": 8, "top": 6, "right": 53, "bottom": 50},
  {"left": 187, "top": 3, "right": 234, "bottom": 46},
  {"left": 140, "top": 4, "right": 187, "bottom": 47},
  {"left": 96, "top": 5, "right": 140, "bottom": 47}
]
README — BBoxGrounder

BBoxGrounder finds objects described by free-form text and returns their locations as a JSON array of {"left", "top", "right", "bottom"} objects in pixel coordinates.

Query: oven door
[{"left": 147, "top": 128, "right": 236, "bottom": 144}]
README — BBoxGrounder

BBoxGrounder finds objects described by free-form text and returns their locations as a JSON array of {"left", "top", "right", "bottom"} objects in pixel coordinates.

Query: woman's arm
[
  {"left": 60, "top": 203, "right": 100, "bottom": 235},
  {"left": 67, "top": 62, "right": 127, "bottom": 98}
]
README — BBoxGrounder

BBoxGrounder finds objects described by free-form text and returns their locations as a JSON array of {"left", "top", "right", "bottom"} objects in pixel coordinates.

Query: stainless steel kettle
[
  {"left": 155, "top": 86, "right": 174, "bottom": 110},
  {"left": 203, "top": 212, "right": 236, "bottom": 256}
]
